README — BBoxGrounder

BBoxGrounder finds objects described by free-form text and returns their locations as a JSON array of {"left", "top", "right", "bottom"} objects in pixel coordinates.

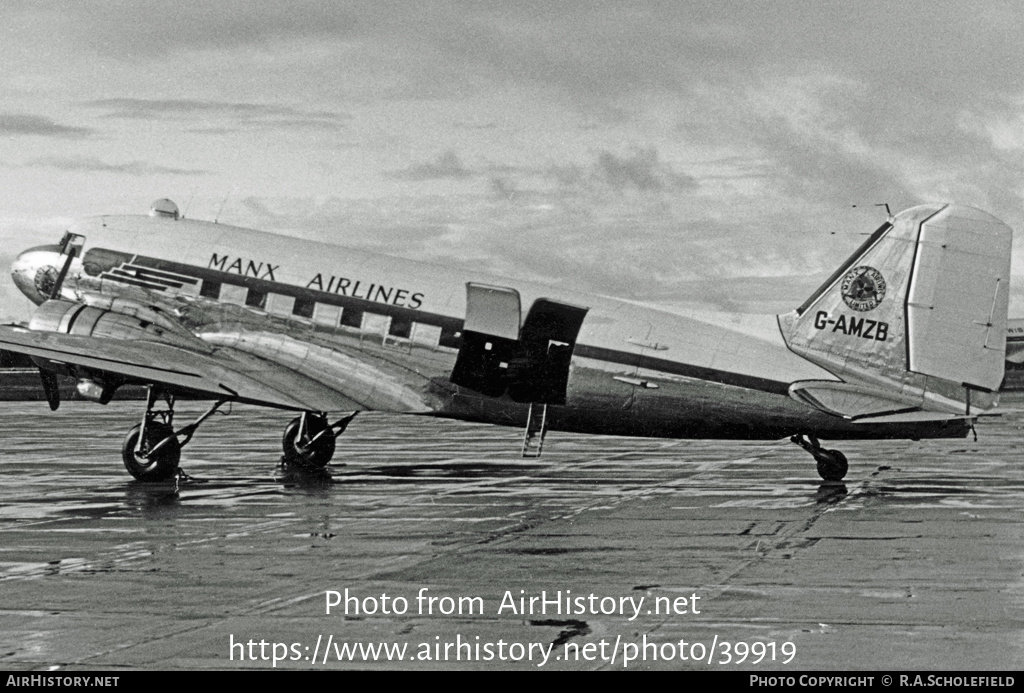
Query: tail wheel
[
  {"left": 282, "top": 415, "right": 336, "bottom": 468},
  {"left": 122, "top": 422, "right": 180, "bottom": 482},
  {"left": 815, "top": 449, "right": 848, "bottom": 481}
]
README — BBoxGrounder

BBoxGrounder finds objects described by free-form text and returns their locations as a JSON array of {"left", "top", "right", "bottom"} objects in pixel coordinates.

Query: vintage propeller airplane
[{"left": 0, "top": 199, "right": 1012, "bottom": 482}]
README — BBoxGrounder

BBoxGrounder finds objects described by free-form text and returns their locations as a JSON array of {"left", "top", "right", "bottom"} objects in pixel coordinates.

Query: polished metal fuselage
[{"left": 10, "top": 215, "right": 969, "bottom": 442}]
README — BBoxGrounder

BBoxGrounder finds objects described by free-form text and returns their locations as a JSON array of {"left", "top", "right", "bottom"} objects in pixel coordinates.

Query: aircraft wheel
[
  {"left": 122, "top": 422, "right": 181, "bottom": 482},
  {"left": 282, "top": 416, "right": 336, "bottom": 468},
  {"left": 815, "top": 449, "right": 848, "bottom": 482}
]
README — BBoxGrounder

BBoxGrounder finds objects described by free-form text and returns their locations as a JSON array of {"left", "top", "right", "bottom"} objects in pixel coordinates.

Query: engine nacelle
[
  {"left": 76, "top": 377, "right": 119, "bottom": 404},
  {"left": 28, "top": 299, "right": 207, "bottom": 352}
]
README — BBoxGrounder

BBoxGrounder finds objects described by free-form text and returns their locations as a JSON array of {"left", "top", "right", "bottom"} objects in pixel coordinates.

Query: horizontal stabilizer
[
  {"left": 849, "top": 411, "right": 995, "bottom": 424},
  {"left": 789, "top": 380, "right": 920, "bottom": 419},
  {"left": 791, "top": 380, "right": 1012, "bottom": 424}
]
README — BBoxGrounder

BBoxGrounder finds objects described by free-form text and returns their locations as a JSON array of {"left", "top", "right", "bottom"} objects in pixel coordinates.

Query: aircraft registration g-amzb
[{"left": 0, "top": 200, "right": 1013, "bottom": 482}]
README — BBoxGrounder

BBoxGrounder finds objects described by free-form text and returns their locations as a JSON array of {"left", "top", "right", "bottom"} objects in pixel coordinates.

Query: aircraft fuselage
[{"left": 10, "top": 213, "right": 970, "bottom": 442}]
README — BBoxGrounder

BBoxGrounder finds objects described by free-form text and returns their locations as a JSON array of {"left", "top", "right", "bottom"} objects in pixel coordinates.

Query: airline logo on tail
[
  {"left": 840, "top": 266, "right": 886, "bottom": 311},
  {"left": 809, "top": 264, "right": 891, "bottom": 342}
]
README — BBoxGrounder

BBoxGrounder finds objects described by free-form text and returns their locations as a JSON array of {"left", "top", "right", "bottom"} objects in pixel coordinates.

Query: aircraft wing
[{"left": 0, "top": 325, "right": 361, "bottom": 411}]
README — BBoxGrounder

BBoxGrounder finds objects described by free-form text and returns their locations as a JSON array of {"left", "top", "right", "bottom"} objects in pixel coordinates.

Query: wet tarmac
[{"left": 0, "top": 400, "right": 1022, "bottom": 671}]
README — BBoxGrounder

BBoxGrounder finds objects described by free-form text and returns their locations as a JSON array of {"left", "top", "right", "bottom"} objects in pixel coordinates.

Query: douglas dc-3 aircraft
[{"left": 0, "top": 200, "right": 1012, "bottom": 483}]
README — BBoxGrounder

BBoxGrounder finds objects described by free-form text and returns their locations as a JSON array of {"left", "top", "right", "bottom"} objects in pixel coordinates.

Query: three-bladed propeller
[{"left": 36, "top": 233, "right": 81, "bottom": 410}]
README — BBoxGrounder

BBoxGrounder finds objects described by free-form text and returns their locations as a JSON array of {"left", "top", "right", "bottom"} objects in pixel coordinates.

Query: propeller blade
[
  {"left": 38, "top": 368, "right": 61, "bottom": 411},
  {"left": 49, "top": 247, "right": 77, "bottom": 300}
]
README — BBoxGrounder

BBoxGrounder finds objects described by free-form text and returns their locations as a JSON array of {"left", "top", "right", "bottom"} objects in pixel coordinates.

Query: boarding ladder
[{"left": 521, "top": 402, "right": 548, "bottom": 457}]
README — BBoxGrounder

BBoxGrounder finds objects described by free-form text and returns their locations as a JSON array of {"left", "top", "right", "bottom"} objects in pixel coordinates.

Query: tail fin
[{"left": 779, "top": 204, "right": 1012, "bottom": 418}]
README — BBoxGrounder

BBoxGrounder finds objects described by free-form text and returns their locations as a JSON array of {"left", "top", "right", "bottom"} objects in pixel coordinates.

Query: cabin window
[
  {"left": 200, "top": 280, "right": 221, "bottom": 299},
  {"left": 292, "top": 297, "right": 315, "bottom": 319},
  {"left": 340, "top": 308, "right": 363, "bottom": 328},
  {"left": 388, "top": 316, "right": 412, "bottom": 339},
  {"left": 313, "top": 303, "right": 342, "bottom": 327},
  {"left": 246, "top": 289, "right": 267, "bottom": 309},
  {"left": 361, "top": 313, "right": 390, "bottom": 336},
  {"left": 410, "top": 323, "right": 442, "bottom": 348},
  {"left": 439, "top": 326, "right": 461, "bottom": 348},
  {"left": 267, "top": 294, "right": 295, "bottom": 316},
  {"left": 220, "top": 284, "right": 248, "bottom": 305}
]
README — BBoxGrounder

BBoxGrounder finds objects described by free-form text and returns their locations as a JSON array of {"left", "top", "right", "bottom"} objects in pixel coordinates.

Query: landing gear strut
[
  {"left": 791, "top": 434, "right": 849, "bottom": 481},
  {"left": 121, "top": 386, "right": 230, "bottom": 482},
  {"left": 282, "top": 411, "right": 357, "bottom": 468}
]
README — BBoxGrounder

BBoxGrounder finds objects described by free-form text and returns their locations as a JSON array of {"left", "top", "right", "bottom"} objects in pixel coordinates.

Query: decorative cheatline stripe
[{"left": 100, "top": 263, "right": 201, "bottom": 293}]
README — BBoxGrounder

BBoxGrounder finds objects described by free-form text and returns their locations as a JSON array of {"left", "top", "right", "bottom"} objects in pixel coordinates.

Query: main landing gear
[
  {"left": 281, "top": 411, "right": 358, "bottom": 468},
  {"left": 791, "top": 434, "right": 849, "bottom": 482},
  {"left": 121, "top": 386, "right": 230, "bottom": 482}
]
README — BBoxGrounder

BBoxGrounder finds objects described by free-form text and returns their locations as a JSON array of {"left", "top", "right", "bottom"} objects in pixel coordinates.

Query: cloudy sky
[{"left": 2, "top": 1, "right": 1022, "bottom": 320}]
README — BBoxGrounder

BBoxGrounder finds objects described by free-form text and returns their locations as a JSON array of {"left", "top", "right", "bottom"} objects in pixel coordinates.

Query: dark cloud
[
  {"left": 518, "top": 149, "right": 696, "bottom": 196},
  {"left": 745, "top": 115, "right": 917, "bottom": 210},
  {"left": 45, "top": 3, "right": 1024, "bottom": 107},
  {"left": 54, "top": 1, "right": 363, "bottom": 55},
  {"left": 666, "top": 69, "right": 1023, "bottom": 226},
  {"left": 464, "top": 148, "right": 699, "bottom": 202},
  {"left": 489, "top": 176, "right": 517, "bottom": 201},
  {"left": 547, "top": 163, "right": 585, "bottom": 188},
  {"left": 87, "top": 98, "right": 349, "bottom": 130},
  {"left": 595, "top": 149, "right": 696, "bottom": 192},
  {"left": 389, "top": 151, "right": 473, "bottom": 181},
  {"left": 0, "top": 113, "right": 93, "bottom": 139},
  {"left": 27, "top": 157, "right": 209, "bottom": 176}
]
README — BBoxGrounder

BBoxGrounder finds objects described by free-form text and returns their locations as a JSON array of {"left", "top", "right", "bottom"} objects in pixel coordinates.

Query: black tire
[
  {"left": 122, "top": 422, "right": 180, "bottom": 482},
  {"left": 815, "top": 449, "right": 849, "bottom": 481},
  {"left": 282, "top": 415, "right": 336, "bottom": 468}
]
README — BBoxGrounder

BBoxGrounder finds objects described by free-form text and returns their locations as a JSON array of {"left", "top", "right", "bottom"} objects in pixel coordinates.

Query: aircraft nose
[{"left": 11, "top": 245, "right": 64, "bottom": 305}]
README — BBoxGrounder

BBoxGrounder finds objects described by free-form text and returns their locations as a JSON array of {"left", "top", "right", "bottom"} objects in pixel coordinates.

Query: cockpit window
[{"left": 59, "top": 232, "right": 86, "bottom": 257}]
